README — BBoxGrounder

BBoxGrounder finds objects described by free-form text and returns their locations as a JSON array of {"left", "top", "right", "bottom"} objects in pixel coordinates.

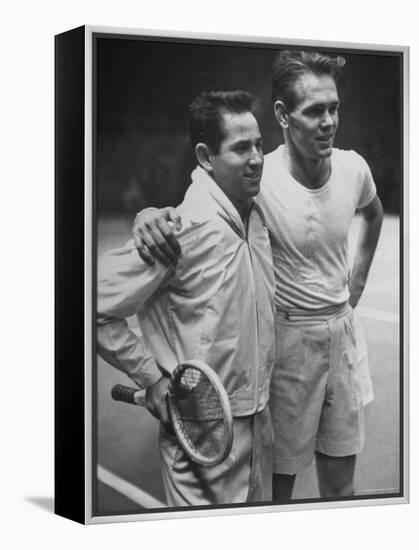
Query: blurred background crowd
[{"left": 97, "top": 37, "right": 402, "bottom": 218}]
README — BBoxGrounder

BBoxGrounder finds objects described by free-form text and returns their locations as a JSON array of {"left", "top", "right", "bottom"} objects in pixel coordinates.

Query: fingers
[
  {"left": 155, "top": 218, "right": 181, "bottom": 262},
  {"left": 133, "top": 235, "right": 157, "bottom": 266},
  {"left": 146, "top": 400, "right": 169, "bottom": 424},
  {"left": 145, "top": 393, "right": 161, "bottom": 421},
  {"left": 132, "top": 389, "right": 146, "bottom": 406},
  {"left": 145, "top": 376, "right": 170, "bottom": 423},
  {"left": 132, "top": 211, "right": 156, "bottom": 266},
  {"left": 166, "top": 207, "right": 182, "bottom": 231},
  {"left": 133, "top": 207, "right": 182, "bottom": 266},
  {"left": 158, "top": 397, "right": 170, "bottom": 425},
  {"left": 140, "top": 229, "right": 174, "bottom": 266}
]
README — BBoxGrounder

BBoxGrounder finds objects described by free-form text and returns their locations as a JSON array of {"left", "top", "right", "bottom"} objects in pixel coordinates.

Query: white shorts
[{"left": 270, "top": 303, "right": 368, "bottom": 474}]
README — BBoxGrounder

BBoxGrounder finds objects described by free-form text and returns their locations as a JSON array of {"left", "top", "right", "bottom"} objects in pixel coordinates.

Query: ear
[
  {"left": 274, "top": 100, "right": 289, "bottom": 129},
  {"left": 195, "top": 143, "right": 214, "bottom": 173}
]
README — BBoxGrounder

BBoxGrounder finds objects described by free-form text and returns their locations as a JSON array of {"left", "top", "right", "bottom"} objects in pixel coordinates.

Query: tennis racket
[{"left": 111, "top": 360, "right": 234, "bottom": 467}]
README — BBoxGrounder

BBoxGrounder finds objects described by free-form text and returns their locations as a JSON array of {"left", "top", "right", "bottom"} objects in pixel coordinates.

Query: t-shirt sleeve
[{"left": 357, "top": 154, "right": 377, "bottom": 208}]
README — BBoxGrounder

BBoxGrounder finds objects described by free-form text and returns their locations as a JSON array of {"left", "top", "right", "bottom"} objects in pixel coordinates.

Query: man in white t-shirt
[
  {"left": 258, "top": 51, "right": 382, "bottom": 500},
  {"left": 131, "top": 51, "right": 384, "bottom": 502}
]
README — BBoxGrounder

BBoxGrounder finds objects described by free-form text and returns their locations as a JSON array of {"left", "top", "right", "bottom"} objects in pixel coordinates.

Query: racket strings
[
  {"left": 173, "top": 369, "right": 224, "bottom": 420},
  {"left": 169, "top": 366, "right": 229, "bottom": 462}
]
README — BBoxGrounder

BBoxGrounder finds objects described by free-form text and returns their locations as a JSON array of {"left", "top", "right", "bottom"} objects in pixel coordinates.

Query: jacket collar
[{"left": 188, "top": 166, "right": 252, "bottom": 237}]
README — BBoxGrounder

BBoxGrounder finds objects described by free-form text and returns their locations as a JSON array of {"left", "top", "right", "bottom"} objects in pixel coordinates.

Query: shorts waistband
[{"left": 275, "top": 302, "right": 350, "bottom": 322}]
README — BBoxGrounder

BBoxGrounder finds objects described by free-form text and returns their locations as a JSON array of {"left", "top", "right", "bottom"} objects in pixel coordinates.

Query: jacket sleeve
[{"left": 97, "top": 239, "right": 173, "bottom": 389}]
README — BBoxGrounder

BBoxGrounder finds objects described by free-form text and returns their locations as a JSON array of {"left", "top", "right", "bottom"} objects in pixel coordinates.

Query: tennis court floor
[{"left": 96, "top": 215, "right": 401, "bottom": 512}]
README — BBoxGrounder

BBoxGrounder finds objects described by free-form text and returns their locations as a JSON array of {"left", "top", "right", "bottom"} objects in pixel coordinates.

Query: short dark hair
[
  {"left": 189, "top": 90, "right": 258, "bottom": 153},
  {"left": 271, "top": 50, "right": 346, "bottom": 110}
]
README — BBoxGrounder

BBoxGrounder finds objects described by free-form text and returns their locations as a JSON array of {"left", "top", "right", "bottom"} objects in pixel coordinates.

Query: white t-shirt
[{"left": 256, "top": 145, "right": 377, "bottom": 310}]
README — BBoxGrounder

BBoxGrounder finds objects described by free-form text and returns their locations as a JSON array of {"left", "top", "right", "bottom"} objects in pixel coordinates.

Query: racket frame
[
  {"left": 110, "top": 359, "right": 234, "bottom": 467},
  {"left": 166, "top": 360, "right": 234, "bottom": 468}
]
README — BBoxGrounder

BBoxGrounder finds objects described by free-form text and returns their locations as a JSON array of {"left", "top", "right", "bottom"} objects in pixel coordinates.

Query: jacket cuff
[{"left": 130, "top": 358, "right": 162, "bottom": 389}]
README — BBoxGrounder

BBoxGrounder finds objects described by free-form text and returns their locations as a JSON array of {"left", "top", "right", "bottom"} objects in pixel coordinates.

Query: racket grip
[{"left": 111, "top": 384, "right": 145, "bottom": 406}]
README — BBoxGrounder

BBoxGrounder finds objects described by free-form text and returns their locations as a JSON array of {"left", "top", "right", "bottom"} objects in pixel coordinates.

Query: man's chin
[
  {"left": 317, "top": 146, "right": 333, "bottom": 158},
  {"left": 243, "top": 177, "right": 261, "bottom": 194},
  {"left": 317, "top": 139, "right": 334, "bottom": 155},
  {"left": 248, "top": 183, "right": 261, "bottom": 196}
]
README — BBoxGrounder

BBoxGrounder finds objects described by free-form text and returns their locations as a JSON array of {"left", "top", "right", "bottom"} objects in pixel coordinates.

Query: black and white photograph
[
  {"left": 4, "top": 0, "right": 419, "bottom": 545},
  {"left": 89, "top": 28, "right": 406, "bottom": 520}
]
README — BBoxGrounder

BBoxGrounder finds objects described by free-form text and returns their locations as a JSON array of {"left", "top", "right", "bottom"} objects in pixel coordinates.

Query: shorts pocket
[{"left": 342, "top": 315, "right": 362, "bottom": 409}]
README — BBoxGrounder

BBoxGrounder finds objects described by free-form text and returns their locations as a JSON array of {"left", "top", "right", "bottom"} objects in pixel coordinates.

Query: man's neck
[
  {"left": 283, "top": 144, "right": 331, "bottom": 190},
  {"left": 231, "top": 197, "right": 253, "bottom": 225},
  {"left": 209, "top": 173, "right": 253, "bottom": 225}
]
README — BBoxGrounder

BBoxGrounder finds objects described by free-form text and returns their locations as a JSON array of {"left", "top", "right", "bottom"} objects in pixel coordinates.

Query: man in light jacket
[{"left": 97, "top": 90, "right": 276, "bottom": 507}]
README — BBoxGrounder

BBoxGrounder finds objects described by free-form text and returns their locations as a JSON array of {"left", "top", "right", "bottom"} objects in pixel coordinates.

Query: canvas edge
[{"left": 81, "top": 24, "right": 410, "bottom": 525}]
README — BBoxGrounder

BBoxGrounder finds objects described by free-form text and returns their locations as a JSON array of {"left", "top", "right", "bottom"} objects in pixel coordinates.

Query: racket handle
[{"left": 111, "top": 384, "right": 145, "bottom": 406}]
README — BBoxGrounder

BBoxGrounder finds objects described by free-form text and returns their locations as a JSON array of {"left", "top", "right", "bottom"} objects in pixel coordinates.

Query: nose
[
  {"left": 248, "top": 146, "right": 263, "bottom": 166},
  {"left": 321, "top": 110, "right": 335, "bottom": 130}
]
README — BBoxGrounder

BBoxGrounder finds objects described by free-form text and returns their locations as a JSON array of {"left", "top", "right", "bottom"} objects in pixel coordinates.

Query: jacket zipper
[{"left": 244, "top": 205, "right": 261, "bottom": 410}]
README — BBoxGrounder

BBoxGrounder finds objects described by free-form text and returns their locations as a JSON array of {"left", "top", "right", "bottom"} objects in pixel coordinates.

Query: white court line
[
  {"left": 357, "top": 307, "right": 399, "bottom": 324},
  {"left": 97, "top": 464, "right": 166, "bottom": 508}
]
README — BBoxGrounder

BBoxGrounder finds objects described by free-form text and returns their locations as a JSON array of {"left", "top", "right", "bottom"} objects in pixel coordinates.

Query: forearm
[
  {"left": 97, "top": 319, "right": 162, "bottom": 389},
  {"left": 98, "top": 318, "right": 170, "bottom": 422},
  {"left": 97, "top": 240, "right": 172, "bottom": 387},
  {"left": 349, "top": 198, "right": 383, "bottom": 306}
]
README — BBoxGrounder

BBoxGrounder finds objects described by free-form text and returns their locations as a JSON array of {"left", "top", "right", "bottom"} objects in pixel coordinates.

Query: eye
[
  {"left": 232, "top": 142, "right": 252, "bottom": 154},
  {"left": 305, "top": 107, "right": 323, "bottom": 117}
]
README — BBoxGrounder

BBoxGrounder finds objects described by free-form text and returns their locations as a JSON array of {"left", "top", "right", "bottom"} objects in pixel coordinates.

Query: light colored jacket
[{"left": 97, "top": 167, "right": 276, "bottom": 416}]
